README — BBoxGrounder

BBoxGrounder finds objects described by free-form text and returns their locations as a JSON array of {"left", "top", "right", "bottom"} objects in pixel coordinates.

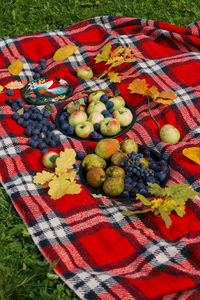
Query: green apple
[
  {"left": 109, "top": 96, "right": 125, "bottom": 110},
  {"left": 100, "top": 117, "right": 121, "bottom": 136},
  {"left": 113, "top": 107, "right": 133, "bottom": 127},
  {"left": 88, "top": 91, "right": 105, "bottom": 103},
  {"left": 87, "top": 101, "right": 106, "bottom": 115},
  {"left": 68, "top": 110, "right": 88, "bottom": 126},
  {"left": 77, "top": 66, "right": 93, "bottom": 79},
  {"left": 75, "top": 121, "right": 94, "bottom": 138},
  {"left": 159, "top": 124, "right": 181, "bottom": 144},
  {"left": 88, "top": 112, "right": 104, "bottom": 124}
]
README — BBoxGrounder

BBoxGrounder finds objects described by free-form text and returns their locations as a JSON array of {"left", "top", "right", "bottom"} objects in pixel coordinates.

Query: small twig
[{"left": 147, "top": 97, "right": 160, "bottom": 133}]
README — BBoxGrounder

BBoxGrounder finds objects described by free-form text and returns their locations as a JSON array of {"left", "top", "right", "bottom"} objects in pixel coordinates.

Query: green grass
[{"left": 0, "top": 1, "right": 199, "bottom": 299}]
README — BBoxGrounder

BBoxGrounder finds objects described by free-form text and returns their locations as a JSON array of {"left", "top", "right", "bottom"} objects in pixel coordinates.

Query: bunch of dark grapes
[
  {"left": 33, "top": 59, "right": 47, "bottom": 80},
  {"left": 120, "top": 149, "right": 168, "bottom": 198},
  {"left": 6, "top": 96, "right": 61, "bottom": 154}
]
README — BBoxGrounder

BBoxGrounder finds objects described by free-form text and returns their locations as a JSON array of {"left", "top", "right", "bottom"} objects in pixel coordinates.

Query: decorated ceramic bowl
[{"left": 21, "top": 77, "right": 73, "bottom": 106}]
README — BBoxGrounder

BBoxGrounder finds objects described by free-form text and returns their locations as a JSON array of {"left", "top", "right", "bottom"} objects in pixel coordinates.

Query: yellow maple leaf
[
  {"left": 182, "top": 147, "right": 200, "bottom": 165},
  {"left": 8, "top": 59, "right": 23, "bottom": 75},
  {"left": 128, "top": 78, "right": 149, "bottom": 95},
  {"left": 55, "top": 148, "right": 76, "bottom": 175},
  {"left": 156, "top": 91, "right": 176, "bottom": 105},
  {"left": 94, "top": 43, "right": 111, "bottom": 63},
  {"left": 107, "top": 71, "right": 121, "bottom": 83},
  {"left": 124, "top": 58, "right": 137, "bottom": 63},
  {"left": 48, "top": 176, "right": 71, "bottom": 200},
  {"left": 65, "top": 181, "right": 82, "bottom": 194},
  {"left": 110, "top": 46, "right": 124, "bottom": 58},
  {"left": 53, "top": 45, "right": 78, "bottom": 61},
  {"left": 106, "top": 56, "right": 124, "bottom": 67},
  {"left": 0, "top": 85, "right": 3, "bottom": 92},
  {"left": 5, "top": 81, "right": 24, "bottom": 89},
  {"left": 33, "top": 171, "right": 55, "bottom": 185}
]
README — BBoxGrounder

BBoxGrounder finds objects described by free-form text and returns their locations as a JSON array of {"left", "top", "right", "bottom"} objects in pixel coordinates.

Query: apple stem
[{"left": 147, "top": 97, "right": 160, "bottom": 134}]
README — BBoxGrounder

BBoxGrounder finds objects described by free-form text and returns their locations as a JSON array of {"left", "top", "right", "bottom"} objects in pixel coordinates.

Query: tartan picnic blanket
[{"left": 0, "top": 16, "right": 200, "bottom": 299}]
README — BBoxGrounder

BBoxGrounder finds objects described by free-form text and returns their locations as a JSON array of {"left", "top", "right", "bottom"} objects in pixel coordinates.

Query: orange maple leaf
[
  {"left": 128, "top": 78, "right": 149, "bottom": 95},
  {"left": 156, "top": 91, "right": 176, "bottom": 105},
  {"left": 145, "top": 86, "right": 160, "bottom": 101}
]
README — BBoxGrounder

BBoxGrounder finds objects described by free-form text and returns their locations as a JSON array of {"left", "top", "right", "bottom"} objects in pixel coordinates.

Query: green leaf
[
  {"left": 147, "top": 183, "right": 167, "bottom": 197},
  {"left": 114, "top": 88, "right": 121, "bottom": 97},
  {"left": 167, "top": 184, "right": 199, "bottom": 202},
  {"left": 45, "top": 103, "right": 53, "bottom": 114},
  {"left": 136, "top": 193, "right": 151, "bottom": 206},
  {"left": 175, "top": 207, "right": 186, "bottom": 217},
  {"left": 159, "top": 207, "right": 172, "bottom": 228},
  {"left": 17, "top": 108, "right": 24, "bottom": 115}
]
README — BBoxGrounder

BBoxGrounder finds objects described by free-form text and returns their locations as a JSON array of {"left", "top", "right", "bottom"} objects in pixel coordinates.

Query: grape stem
[{"left": 147, "top": 97, "right": 160, "bottom": 134}]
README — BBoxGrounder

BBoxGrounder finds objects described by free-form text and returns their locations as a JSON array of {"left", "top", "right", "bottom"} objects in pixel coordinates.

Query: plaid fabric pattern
[{"left": 0, "top": 16, "right": 200, "bottom": 299}]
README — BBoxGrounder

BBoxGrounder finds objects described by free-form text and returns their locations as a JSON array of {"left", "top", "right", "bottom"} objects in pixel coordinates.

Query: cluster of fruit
[
  {"left": 81, "top": 138, "right": 169, "bottom": 199},
  {"left": 6, "top": 94, "right": 61, "bottom": 154},
  {"left": 32, "top": 59, "right": 47, "bottom": 80},
  {"left": 57, "top": 90, "right": 134, "bottom": 139}
]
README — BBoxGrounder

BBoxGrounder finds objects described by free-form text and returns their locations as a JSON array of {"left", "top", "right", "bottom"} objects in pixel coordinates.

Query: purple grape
[
  {"left": 75, "top": 150, "right": 86, "bottom": 160},
  {"left": 61, "top": 123, "right": 69, "bottom": 131},
  {"left": 106, "top": 101, "right": 114, "bottom": 109},
  {"left": 12, "top": 112, "right": 20, "bottom": 120},
  {"left": 94, "top": 123, "right": 100, "bottom": 132},
  {"left": 90, "top": 131, "right": 99, "bottom": 139},
  {"left": 100, "top": 94, "right": 109, "bottom": 103},
  {"left": 6, "top": 89, "right": 14, "bottom": 96},
  {"left": 5, "top": 97, "right": 13, "bottom": 106}
]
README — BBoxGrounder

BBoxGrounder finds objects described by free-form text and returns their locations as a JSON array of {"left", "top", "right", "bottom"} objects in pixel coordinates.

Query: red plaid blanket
[{"left": 0, "top": 16, "right": 200, "bottom": 299}]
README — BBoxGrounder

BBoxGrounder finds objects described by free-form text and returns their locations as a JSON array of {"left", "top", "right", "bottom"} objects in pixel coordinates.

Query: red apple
[
  {"left": 69, "top": 110, "right": 88, "bottom": 126},
  {"left": 100, "top": 117, "right": 121, "bottom": 136},
  {"left": 109, "top": 96, "right": 125, "bottom": 110},
  {"left": 42, "top": 151, "right": 59, "bottom": 169},
  {"left": 77, "top": 65, "right": 93, "bottom": 80},
  {"left": 88, "top": 112, "right": 104, "bottom": 124}
]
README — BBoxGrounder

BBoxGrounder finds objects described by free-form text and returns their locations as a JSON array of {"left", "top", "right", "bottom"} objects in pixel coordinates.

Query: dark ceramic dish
[{"left": 55, "top": 101, "right": 137, "bottom": 141}]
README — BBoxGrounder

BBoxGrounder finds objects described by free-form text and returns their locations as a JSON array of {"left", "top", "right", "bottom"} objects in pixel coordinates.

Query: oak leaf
[
  {"left": 128, "top": 78, "right": 149, "bottom": 95},
  {"left": 53, "top": 45, "right": 78, "bottom": 61},
  {"left": 33, "top": 171, "right": 55, "bottom": 185},
  {"left": 65, "top": 181, "right": 82, "bottom": 194},
  {"left": 48, "top": 176, "right": 71, "bottom": 200},
  {"left": 8, "top": 59, "right": 23, "bottom": 75},
  {"left": 55, "top": 148, "right": 76, "bottom": 175}
]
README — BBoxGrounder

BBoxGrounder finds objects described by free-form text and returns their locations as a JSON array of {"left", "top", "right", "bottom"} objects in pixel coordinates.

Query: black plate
[
  {"left": 21, "top": 77, "right": 73, "bottom": 106},
  {"left": 79, "top": 145, "right": 170, "bottom": 203},
  {"left": 55, "top": 101, "right": 137, "bottom": 141}
]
